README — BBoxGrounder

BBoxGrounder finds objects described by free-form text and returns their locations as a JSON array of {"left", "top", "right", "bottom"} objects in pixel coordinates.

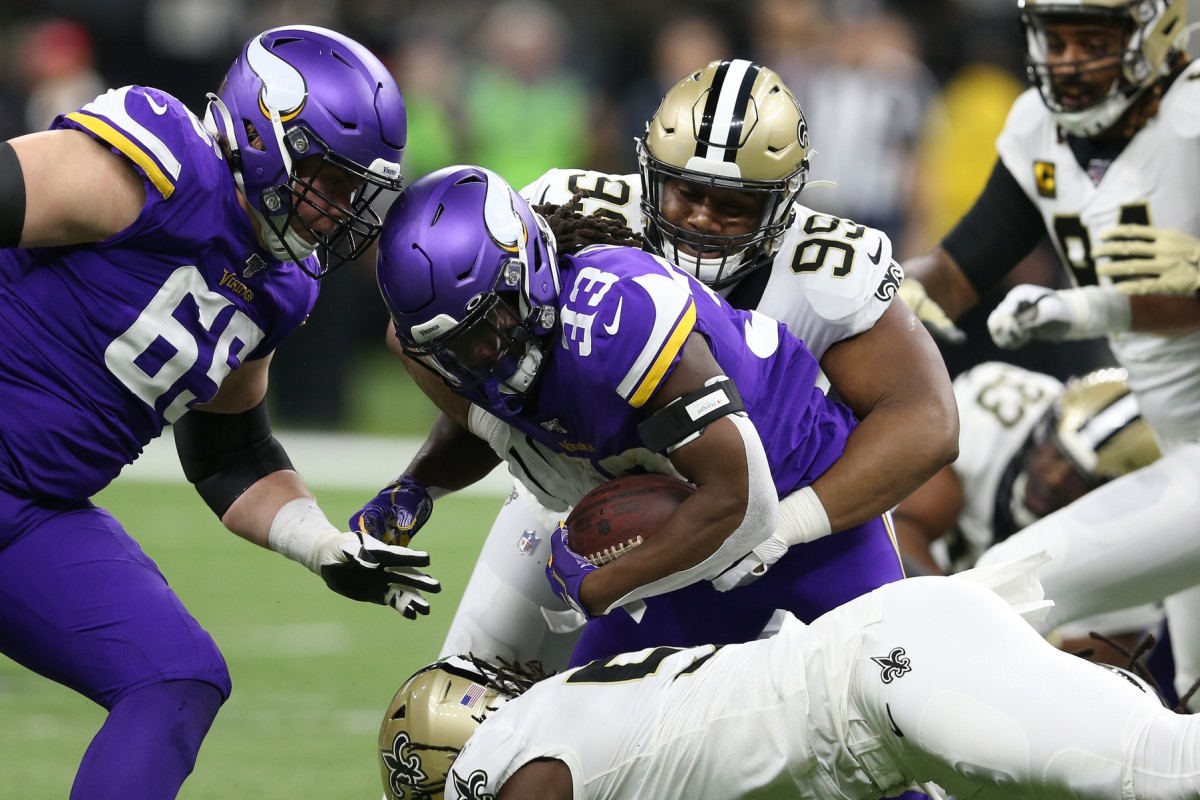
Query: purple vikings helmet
[
  {"left": 205, "top": 25, "right": 406, "bottom": 276},
  {"left": 377, "top": 165, "right": 560, "bottom": 416}
]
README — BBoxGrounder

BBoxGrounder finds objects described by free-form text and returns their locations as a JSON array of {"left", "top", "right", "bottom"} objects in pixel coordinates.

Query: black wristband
[{"left": 0, "top": 141, "right": 26, "bottom": 248}]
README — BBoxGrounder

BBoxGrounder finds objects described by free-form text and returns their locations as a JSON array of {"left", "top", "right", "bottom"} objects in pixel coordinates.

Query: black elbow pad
[{"left": 174, "top": 399, "right": 294, "bottom": 517}]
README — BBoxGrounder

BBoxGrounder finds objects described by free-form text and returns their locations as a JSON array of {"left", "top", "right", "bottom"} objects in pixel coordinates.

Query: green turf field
[{"left": 0, "top": 478, "right": 505, "bottom": 799}]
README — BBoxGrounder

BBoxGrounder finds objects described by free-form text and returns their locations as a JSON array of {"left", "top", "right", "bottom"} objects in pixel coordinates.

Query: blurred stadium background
[{"left": 3, "top": 0, "right": 1200, "bottom": 796}]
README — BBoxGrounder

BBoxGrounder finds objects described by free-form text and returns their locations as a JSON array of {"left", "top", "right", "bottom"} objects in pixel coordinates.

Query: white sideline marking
[{"left": 119, "top": 430, "right": 512, "bottom": 495}]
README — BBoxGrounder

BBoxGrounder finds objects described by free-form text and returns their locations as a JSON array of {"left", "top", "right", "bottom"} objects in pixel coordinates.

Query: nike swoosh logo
[
  {"left": 603, "top": 297, "right": 623, "bottom": 335},
  {"left": 145, "top": 94, "right": 169, "bottom": 115},
  {"left": 868, "top": 239, "right": 883, "bottom": 265},
  {"left": 885, "top": 703, "right": 904, "bottom": 737}
]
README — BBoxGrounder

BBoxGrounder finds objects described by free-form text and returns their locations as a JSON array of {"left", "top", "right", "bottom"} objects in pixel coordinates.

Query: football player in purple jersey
[
  {"left": 0, "top": 25, "right": 437, "bottom": 799},
  {"left": 367, "top": 164, "right": 921, "bottom": 668},
  {"left": 355, "top": 60, "right": 957, "bottom": 675}
]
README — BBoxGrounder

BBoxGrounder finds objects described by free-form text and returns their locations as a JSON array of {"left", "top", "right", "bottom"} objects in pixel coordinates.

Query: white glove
[
  {"left": 316, "top": 532, "right": 440, "bottom": 620},
  {"left": 1094, "top": 224, "right": 1200, "bottom": 296},
  {"left": 898, "top": 277, "right": 966, "bottom": 344},
  {"left": 711, "top": 535, "right": 789, "bottom": 591},
  {"left": 269, "top": 498, "right": 441, "bottom": 619},
  {"left": 987, "top": 283, "right": 1130, "bottom": 349}
]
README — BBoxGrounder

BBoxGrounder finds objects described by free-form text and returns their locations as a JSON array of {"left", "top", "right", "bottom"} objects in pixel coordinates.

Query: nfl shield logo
[{"left": 517, "top": 529, "right": 540, "bottom": 555}]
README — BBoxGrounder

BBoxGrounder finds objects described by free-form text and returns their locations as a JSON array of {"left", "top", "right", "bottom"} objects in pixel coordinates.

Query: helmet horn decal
[
  {"left": 480, "top": 169, "right": 524, "bottom": 253},
  {"left": 696, "top": 59, "right": 760, "bottom": 164},
  {"left": 246, "top": 34, "right": 308, "bottom": 122}
]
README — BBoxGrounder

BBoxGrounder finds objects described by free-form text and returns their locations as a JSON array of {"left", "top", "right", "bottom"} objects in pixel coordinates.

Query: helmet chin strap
[
  {"left": 252, "top": 207, "right": 319, "bottom": 262},
  {"left": 660, "top": 240, "right": 748, "bottom": 284},
  {"left": 499, "top": 341, "right": 544, "bottom": 395},
  {"left": 205, "top": 93, "right": 316, "bottom": 262}
]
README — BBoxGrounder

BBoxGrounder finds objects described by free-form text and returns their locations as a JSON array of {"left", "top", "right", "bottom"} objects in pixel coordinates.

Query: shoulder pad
[
  {"left": 999, "top": 87, "right": 1049, "bottom": 139},
  {"left": 520, "top": 168, "right": 585, "bottom": 205},
  {"left": 559, "top": 248, "right": 694, "bottom": 408},
  {"left": 1162, "top": 63, "right": 1200, "bottom": 139},
  {"left": 521, "top": 168, "right": 642, "bottom": 230},
  {"left": 56, "top": 85, "right": 215, "bottom": 200},
  {"left": 772, "top": 206, "right": 895, "bottom": 325}
]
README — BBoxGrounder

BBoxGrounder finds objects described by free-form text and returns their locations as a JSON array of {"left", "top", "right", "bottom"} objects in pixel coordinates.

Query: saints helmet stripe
[
  {"left": 695, "top": 60, "right": 729, "bottom": 155},
  {"left": 1079, "top": 392, "right": 1141, "bottom": 453},
  {"left": 695, "top": 60, "right": 761, "bottom": 164}
]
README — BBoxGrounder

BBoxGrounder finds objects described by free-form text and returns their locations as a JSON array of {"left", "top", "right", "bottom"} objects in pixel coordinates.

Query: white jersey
[
  {"left": 995, "top": 65, "right": 1200, "bottom": 448},
  {"left": 944, "top": 362, "right": 1063, "bottom": 572},
  {"left": 447, "top": 623, "right": 861, "bottom": 800},
  {"left": 444, "top": 561, "right": 1200, "bottom": 800},
  {"left": 522, "top": 169, "right": 898, "bottom": 359}
]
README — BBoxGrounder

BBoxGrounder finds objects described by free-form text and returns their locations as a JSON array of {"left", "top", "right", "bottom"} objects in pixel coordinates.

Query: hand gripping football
[{"left": 565, "top": 474, "right": 696, "bottom": 566}]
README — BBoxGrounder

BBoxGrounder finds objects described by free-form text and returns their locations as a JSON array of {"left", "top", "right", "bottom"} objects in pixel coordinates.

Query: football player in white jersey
[
  {"left": 378, "top": 559, "right": 1200, "bottom": 800},
  {"left": 893, "top": 362, "right": 1162, "bottom": 660},
  {"left": 901, "top": 0, "right": 1200, "bottom": 704},
  {"left": 353, "top": 59, "right": 957, "bottom": 668}
]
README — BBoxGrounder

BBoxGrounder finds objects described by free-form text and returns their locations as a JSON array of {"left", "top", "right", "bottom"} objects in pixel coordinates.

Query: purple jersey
[
  {"left": 500, "top": 244, "right": 856, "bottom": 495},
  {"left": 0, "top": 86, "right": 319, "bottom": 502}
]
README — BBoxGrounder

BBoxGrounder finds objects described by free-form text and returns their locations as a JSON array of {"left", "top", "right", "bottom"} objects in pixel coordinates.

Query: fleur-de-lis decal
[
  {"left": 871, "top": 647, "right": 912, "bottom": 684},
  {"left": 381, "top": 731, "right": 428, "bottom": 799},
  {"left": 451, "top": 768, "right": 495, "bottom": 800}
]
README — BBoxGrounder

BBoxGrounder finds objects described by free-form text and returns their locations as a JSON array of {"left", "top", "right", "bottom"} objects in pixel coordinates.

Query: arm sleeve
[
  {"left": 173, "top": 400, "right": 294, "bottom": 517},
  {"left": 0, "top": 141, "right": 26, "bottom": 247},
  {"left": 941, "top": 158, "right": 1048, "bottom": 295}
]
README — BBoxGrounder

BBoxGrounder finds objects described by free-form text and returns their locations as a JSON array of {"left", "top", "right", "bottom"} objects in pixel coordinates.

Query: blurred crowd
[{"left": 0, "top": 0, "right": 1195, "bottom": 428}]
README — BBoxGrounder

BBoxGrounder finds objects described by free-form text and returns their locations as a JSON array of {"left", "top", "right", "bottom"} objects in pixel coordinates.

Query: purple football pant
[
  {"left": 569, "top": 515, "right": 904, "bottom": 667},
  {"left": 0, "top": 491, "right": 231, "bottom": 798}
]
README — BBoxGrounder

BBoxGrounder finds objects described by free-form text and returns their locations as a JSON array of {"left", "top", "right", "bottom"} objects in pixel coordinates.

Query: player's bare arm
[
  {"left": 496, "top": 759, "right": 572, "bottom": 800},
  {"left": 890, "top": 465, "right": 965, "bottom": 576},
  {"left": 902, "top": 246, "right": 979, "bottom": 321},
  {"left": 387, "top": 320, "right": 477, "bottom": 430},
  {"left": 9, "top": 129, "right": 145, "bottom": 246},
  {"left": 815, "top": 301, "right": 959, "bottom": 533},
  {"left": 381, "top": 321, "right": 504, "bottom": 489},
  {"left": 1127, "top": 294, "right": 1200, "bottom": 335},
  {"left": 176, "top": 355, "right": 306, "bottom": 548},
  {"left": 577, "top": 334, "right": 765, "bottom": 614}
]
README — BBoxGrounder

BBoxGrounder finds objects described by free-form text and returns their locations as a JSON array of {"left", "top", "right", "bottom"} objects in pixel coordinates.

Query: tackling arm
[
  {"left": 495, "top": 759, "right": 573, "bottom": 800},
  {"left": 387, "top": 322, "right": 502, "bottom": 490},
  {"left": 812, "top": 301, "right": 959, "bottom": 533},
  {"left": 348, "top": 322, "right": 503, "bottom": 545}
]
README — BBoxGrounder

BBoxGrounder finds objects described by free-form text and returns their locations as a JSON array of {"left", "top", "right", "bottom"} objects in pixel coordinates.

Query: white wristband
[
  {"left": 775, "top": 486, "right": 832, "bottom": 546},
  {"left": 1060, "top": 286, "right": 1131, "bottom": 338},
  {"left": 267, "top": 497, "right": 340, "bottom": 574}
]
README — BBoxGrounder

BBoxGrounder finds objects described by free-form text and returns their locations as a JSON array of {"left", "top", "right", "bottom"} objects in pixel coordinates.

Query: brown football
[{"left": 565, "top": 474, "right": 696, "bottom": 566}]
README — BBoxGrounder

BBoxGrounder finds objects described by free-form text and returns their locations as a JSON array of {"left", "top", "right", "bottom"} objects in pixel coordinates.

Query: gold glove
[{"left": 1095, "top": 224, "right": 1200, "bottom": 297}]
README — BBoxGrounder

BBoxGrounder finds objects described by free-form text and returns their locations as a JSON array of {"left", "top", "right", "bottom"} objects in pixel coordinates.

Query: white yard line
[{"left": 119, "top": 429, "right": 513, "bottom": 494}]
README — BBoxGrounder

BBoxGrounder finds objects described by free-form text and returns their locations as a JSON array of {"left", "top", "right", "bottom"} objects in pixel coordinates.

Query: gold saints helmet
[
  {"left": 637, "top": 59, "right": 810, "bottom": 288},
  {"left": 1019, "top": 0, "right": 1185, "bottom": 136},
  {"left": 378, "top": 657, "right": 507, "bottom": 800},
  {"left": 1052, "top": 367, "right": 1160, "bottom": 481}
]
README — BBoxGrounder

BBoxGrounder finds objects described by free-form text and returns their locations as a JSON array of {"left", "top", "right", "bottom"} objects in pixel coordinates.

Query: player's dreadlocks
[
  {"left": 1081, "top": 631, "right": 1200, "bottom": 712},
  {"left": 466, "top": 653, "right": 553, "bottom": 700},
  {"left": 533, "top": 190, "right": 647, "bottom": 256}
]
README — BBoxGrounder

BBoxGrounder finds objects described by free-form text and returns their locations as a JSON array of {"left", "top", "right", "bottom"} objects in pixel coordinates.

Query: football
[{"left": 565, "top": 474, "right": 696, "bottom": 566}]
